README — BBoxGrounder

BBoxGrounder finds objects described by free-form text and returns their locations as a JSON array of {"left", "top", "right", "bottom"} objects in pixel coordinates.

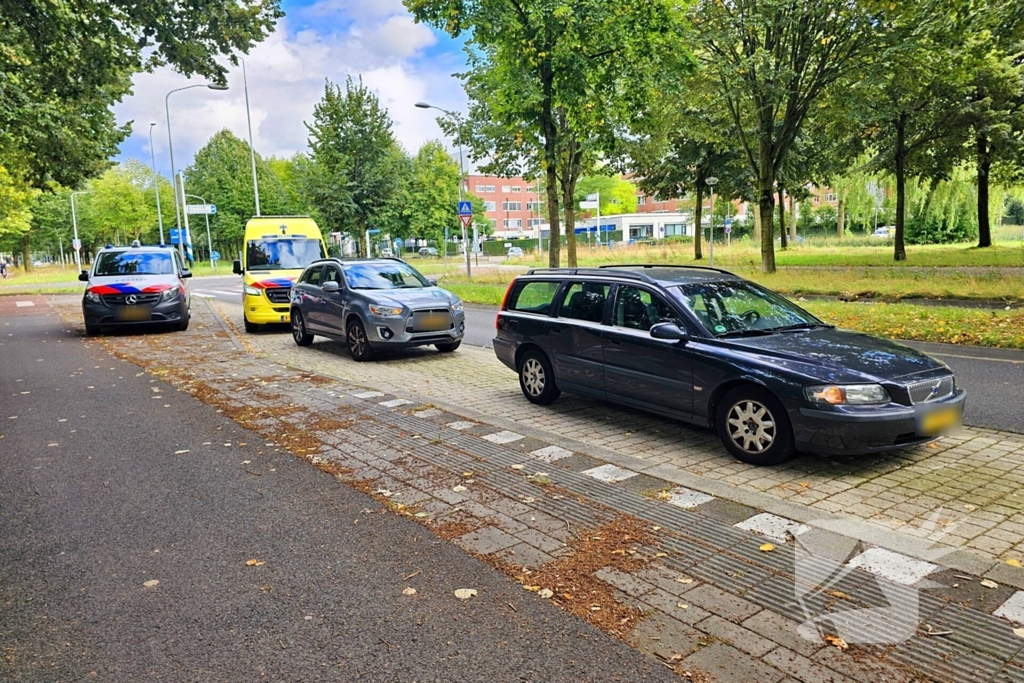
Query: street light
[
  {"left": 148, "top": 123, "right": 165, "bottom": 245},
  {"left": 165, "top": 82, "right": 228, "bottom": 263},
  {"left": 415, "top": 101, "right": 471, "bottom": 278},
  {"left": 185, "top": 194, "right": 215, "bottom": 268},
  {"left": 240, "top": 57, "right": 261, "bottom": 216},
  {"left": 70, "top": 190, "right": 93, "bottom": 272},
  {"left": 705, "top": 177, "right": 719, "bottom": 267}
]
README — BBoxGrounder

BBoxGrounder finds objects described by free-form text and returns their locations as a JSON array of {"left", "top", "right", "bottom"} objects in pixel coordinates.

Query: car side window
[
  {"left": 322, "top": 265, "right": 343, "bottom": 287},
  {"left": 613, "top": 286, "right": 676, "bottom": 331},
  {"left": 507, "top": 281, "right": 560, "bottom": 315},
  {"left": 303, "top": 266, "right": 324, "bottom": 286},
  {"left": 174, "top": 252, "right": 186, "bottom": 274},
  {"left": 557, "top": 281, "right": 609, "bottom": 324}
]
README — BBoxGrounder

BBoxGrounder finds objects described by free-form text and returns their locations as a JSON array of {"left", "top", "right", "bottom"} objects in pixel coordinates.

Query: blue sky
[{"left": 115, "top": 0, "right": 470, "bottom": 177}]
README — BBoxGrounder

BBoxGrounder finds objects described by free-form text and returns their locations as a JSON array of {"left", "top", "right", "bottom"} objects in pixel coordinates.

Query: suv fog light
[{"left": 378, "top": 327, "right": 393, "bottom": 340}]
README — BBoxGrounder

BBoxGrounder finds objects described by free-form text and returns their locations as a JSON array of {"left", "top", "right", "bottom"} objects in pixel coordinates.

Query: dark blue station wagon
[{"left": 493, "top": 265, "right": 966, "bottom": 465}]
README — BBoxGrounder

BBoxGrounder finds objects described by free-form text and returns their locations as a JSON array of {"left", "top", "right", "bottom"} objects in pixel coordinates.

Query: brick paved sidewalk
[{"left": 49, "top": 295, "right": 1024, "bottom": 682}]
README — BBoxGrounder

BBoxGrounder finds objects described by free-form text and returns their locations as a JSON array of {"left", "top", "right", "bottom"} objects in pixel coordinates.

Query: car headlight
[
  {"left": 85, "top": 290, "right": 101, "bottom": 303},
  {"left": 160, "top": 287, "right": 180, "bottom": 301},
  {"left": 451, "top": 300, "right": 463, "bottom": 313},
  {"left": 369, "top": 304, "right": 403, "bottom": 317},
  {"left": 244, "top": 285, "right": 262, "bottom": 296},
  {"left": 805, "top": 384, "right": 890, "bottom": 405}
]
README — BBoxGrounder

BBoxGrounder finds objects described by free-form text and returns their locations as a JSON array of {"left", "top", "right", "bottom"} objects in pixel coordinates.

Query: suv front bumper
[{"left": 365, "top": 310, "right": 466, "bottom": 349}]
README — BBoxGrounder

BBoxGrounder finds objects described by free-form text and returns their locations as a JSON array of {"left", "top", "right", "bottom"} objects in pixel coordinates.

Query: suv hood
[
  {"left": 720, "top": 327, "right": 946, "bottom": 383},
  {"left": 369, "top": 287, "right": 456, "bottom": 308},
  {"left": 86, "top": 274, "right": 182, "bottom": 293}
]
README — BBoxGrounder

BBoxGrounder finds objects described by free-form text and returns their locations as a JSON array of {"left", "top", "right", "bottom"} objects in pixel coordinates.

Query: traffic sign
[
  {"left": 394, "top": 238, "right": 403, "bottom": 248},
  {"left": 186, "top": 203, "right": 216, "bottom": 215},
  {"left": 72, "top": 238, "right": 82, "bottom": 251},
  {"left": 724, "top": 217, "right": 732, "bottom": 235},
  {"left": 460, "top": 214, "right": 473, "bottom": 228},
  {"left": 457, "top": 201, "right": 472, "bottom": 216},
  {"left": 579, "top": 200, "right": 599, "bottom": 210},
  {"left": 169, "top": 228, "right": 182, "bottom": 245},
  {"left": 210, "top": 250, "right": 221, "bottom": 262}
]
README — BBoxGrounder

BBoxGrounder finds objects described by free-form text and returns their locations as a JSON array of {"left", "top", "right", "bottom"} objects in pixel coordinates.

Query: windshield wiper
[
  {"left": 716, "top": 329, "right": 776, "bottom": 338},
  {"left": 771, "top": 322, "right": 834, "bottom": 332}
]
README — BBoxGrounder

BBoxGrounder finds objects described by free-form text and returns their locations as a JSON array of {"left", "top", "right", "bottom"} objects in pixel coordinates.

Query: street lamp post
[
  {"left": 148, "top": 123, "right": 166, "bottom": 245},
  {"left": 70, "top": 190, "right": 93, "bottom": 272},
  {"left": 241, "top": 57, "right": 261, "bottom": 217},
  {"left": 705, "top": 177, "right": 719, "bottom": 267},
  {"left": 415, "top": 101, "right": 471, "bottom": 278},
  {"left": 165, "top": 82, "right": 228, "bottom": 263},
  {"left": 185, "top": 194, "right": 215, "bottom": 268}
]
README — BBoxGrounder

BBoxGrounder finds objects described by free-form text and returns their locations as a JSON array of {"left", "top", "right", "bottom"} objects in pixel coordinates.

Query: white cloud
[{"left": 117, "top": 6, "right": 466, "bottom": 174}]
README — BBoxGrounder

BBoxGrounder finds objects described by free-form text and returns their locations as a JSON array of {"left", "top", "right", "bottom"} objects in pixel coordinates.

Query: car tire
[
  {"left": 518, "top": 349, "right": 560, "bottom": 405},
  {"left": 177, "top": 314, "right": 189, "bottom": 332},
  {"left": 291, "top": 310, "right": 313, "bottom": 347},
  {"left": 435, "top": 340, "right": 461, "bottom": 353},
  {"left": 346, "top": 318, "right": 374, "bottom": 362},
  {"left": 244, "top": 316, "right": 258, "bottom": 333},
  {"left": 85, "top": 324, "right": 100, "bottom": 336},
  {"left": 715, "top": 385, "right": 795, "bottom": 466}
]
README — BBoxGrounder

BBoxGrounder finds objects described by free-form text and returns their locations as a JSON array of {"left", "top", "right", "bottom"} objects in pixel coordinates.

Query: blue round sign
[{"left": 210, "top": 250, "right": 221, "bottom": 261}]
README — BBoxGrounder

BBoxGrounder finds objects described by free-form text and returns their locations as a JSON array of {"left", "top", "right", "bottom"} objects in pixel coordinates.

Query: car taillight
[{"left": 497, "top": 280, "right": 515, "bottom": 329}]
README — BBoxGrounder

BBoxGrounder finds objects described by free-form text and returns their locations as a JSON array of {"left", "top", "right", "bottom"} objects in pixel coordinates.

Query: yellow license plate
[
  {"left": 414, "top": 311, "right": 450, "bottom": 332},
  {"left": 919, "top": 406, "right": 961, "bottom": 435},
  {"left": 115, "top": 305, "right": 151, "bottom": 322}
]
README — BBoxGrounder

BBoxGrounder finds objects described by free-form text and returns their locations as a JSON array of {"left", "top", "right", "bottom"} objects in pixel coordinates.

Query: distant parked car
[
  {"left": 871, "top": 226, "right": 894, "bottom": 238},
  {"left": 290, "top": 258, "right": 465, "bottom": 361},
  {"left": 380, "top": 248, "right": 394, "bottom": 258},
  {"left": 418, "top": 247, "right": 439, "bottom": 258},
  {"left": 507, "top": 246, "right": 525, "bottom": 258}
]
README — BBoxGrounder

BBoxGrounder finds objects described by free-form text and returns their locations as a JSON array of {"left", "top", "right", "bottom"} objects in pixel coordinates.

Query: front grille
[
  {"left": 906, "top": 375, "right": 955, "bottom": 404},
  {"left": 407, "top": 308, "right": 453, "bottom": 333},
  {"left": 101, "top": 293, "right": 161, "bottom": 306},
  {"left": 265, "top": 287, "right": 291, "bottom": 304}
]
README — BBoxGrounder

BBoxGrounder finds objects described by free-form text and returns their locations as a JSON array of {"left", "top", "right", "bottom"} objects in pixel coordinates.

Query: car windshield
[
  {"left": 246, "top": 238, "right": 324, "bottom": 270},
  {"left": 343, "top": 262, "right": 429, "bottom": 289},
  {"left": 93, "top": 251, "right": 174, "bottom": 276},
  {"left": 675, "top": 281, "right": 829, "bottom": 338}
]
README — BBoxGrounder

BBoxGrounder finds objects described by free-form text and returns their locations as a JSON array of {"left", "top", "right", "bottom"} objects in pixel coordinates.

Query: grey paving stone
[
  {"left": 497, "top": 542, "right": 554, "bottom": 570},
  {"left": 764, "top": 646, "right": 856, "bottom": 683},
  {"left": 695, "top": 614, "right": 776, "bottom": 658},
  {"left": 688, "top": 552, "right": 774, "bottom": 595},
  {"left": 991, "top": 663, "right": 1024, "bottom": 683},
  {"left": 684, "top": 584, "right": 762, "bottom": 622},
  {"left": 742, "top": 606, "right": 825, "bottom": 658},
  {"left": 634, "top": 565, "right": 700, "bottom": 597},
  {"left": 641, "top": 588, "right": 712, "bottom": 625},
  {"left": 627, "top": 611, "right": 703, "bottom": 662},
  {"left": 682, "top": 641, "right": 786, "bottom": 683},
  {"left": 736, "top": 512, "right": 811, "bottom": 541},
  {"left": 513, "top": 528, "right": 565, "bottom": 554},
  {"left": 924, "top": 568, "right": 1018, "bottom": 615},
  {"left": 694, "top": 498, "right": 761, "bottom": 526},
  {"left": 811, "top": 645, "right": 918, "bottom": 683},
  {"left": 593, "top": 566, "right": 656, "bottom": 598},
  {"left": 892, "top": 634, "right": 1004, "bottom": 682},
  {"left": 455, "top": 526, "right": 520, "bottom": 555}
]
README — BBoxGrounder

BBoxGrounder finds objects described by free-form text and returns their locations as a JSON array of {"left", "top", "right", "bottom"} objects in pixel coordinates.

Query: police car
[{"left": 79, "top": 242, "right": 192, "bottom": 335}]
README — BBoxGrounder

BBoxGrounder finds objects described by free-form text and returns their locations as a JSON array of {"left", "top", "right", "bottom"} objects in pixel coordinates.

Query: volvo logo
[
  {"left": 930, "top": 380, "right": 942, "bottom": 396},
  {"left": 125, "top": 294, "right": 138, "bottom": 305}
]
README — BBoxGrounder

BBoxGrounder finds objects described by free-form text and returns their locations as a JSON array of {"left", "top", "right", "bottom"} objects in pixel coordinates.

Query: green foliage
[
  {"left": 305, "top": 77, "right": 407, "bottom": 254},
  {"left": 574, "top": 175, "right": 637, "bottom": 216},
  {"left": 0, "top": 166, "right": 39, "bottom": 252}
]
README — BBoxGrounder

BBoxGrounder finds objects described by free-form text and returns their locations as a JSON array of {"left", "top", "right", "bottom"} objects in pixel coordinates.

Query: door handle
[
  {"left": 609, "top": 339, "right": 621, "bottom": 345},
  {"left": 548, "top": 326, "right": 561, "bottom": 334}
]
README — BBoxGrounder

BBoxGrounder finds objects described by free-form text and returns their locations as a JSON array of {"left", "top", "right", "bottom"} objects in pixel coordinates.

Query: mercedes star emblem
[{"left": 125, "top": 294, "right": 138, "bottom": 305}]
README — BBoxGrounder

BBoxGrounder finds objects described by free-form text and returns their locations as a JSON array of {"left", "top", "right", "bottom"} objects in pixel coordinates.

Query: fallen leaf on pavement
[
  {"left": 760, "top": 543, "right": 776, "bottom": 552},
  {"left": 675, "top": 578, "right": 694, "bottom": 585},
  {"left": 829, "top": 590, "right": 851, "bottom": 600},
  {"left": 246, "top": 559, "right": 265, "bottom": 567},
  {"left": 611, "top": 549, "right": 626, "bottom": 555},
  {"left": 676, "top": 602, "right": 688, "bottom": 609},
  {"left": 523, "top": 585, "right": 541, "bottom": 592},
  {"left": 825, "top": 635, "right": 849, "bottom": 651},
  {"left": 981, "top": 579, "right": 999, "bottom": 589},
  {"left": 537, "top": 588, "right": 553, "bottom": 599},
  {"left": 461, "top": 472, "right": 474, "bottom": 477},
  {"left": 964, "top": 504, "right": 978, "bottom": 511},
  {"left": 414, "top": 512, "right": 429, "bottom": 518},
  {"left": 454, "top": 588, "right": 477, "bottom": 600},
  {"left": 651, "top": 526, "right": 662, "bottom": 531},
  {"left": 174, "top": 450, "right": 189, "bottom": 455},
  {"left": 655, "top": 552, "right": 668, "bottom": 558},
  {"left": 1007, "top": 559, "right": 1023, "bottom": 568},
  {"left": 143, "top": 580, "right": 159, "bottom": 588},
  {"left": 375, "top": 489, "right": 393, "bottom": 497},
  {"left": 402, "top": 587, "right": 417, "bottom": 596},
  {"left": 452, "top": 485, "right": 467, "bottom": 492},
  {"left": 510, "top": 464, "right": 525, "bottom": 470},
  {"left": 1014, "top": 628, "right": 1024, "bottom": 639}
]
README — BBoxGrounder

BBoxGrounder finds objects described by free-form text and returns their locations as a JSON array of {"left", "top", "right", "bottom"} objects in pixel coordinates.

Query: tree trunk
[
  {"left": 894, "top": 112, "right": 907, "bottom": 261},
  {"left": 759, "top": 157, "right": 776, "bottom": 273},
  {"left": 544, "top": 162, "right": 560, "bottom": 267},
  {"left": 778, "top": 187, "right": 788, "bottom": 251},
  {"left": 789, "top": 195, "right": 797, "bottom": 243},
  {"left": 21, "top": 235, "right": 32, "bottom": 273},
  {"left": 837, "top": 195, "right": 845, "bottom": 238},
  {"left": 977, "top": 131, "right": 992, "bottom": 248},
  {"left": 752, "top": 202, "right": 761, "bottom": 244},
  {"left": 693, "top": 182, "right": 704, "bottom": 260}
]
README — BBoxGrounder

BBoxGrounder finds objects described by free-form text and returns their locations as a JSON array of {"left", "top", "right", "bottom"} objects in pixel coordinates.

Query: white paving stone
[
  {"left": 352, "top": 391, "right": 384, "bottom": 399},
  {"left": 581, "top": 464, "right": 638, "bottom": 484},
  {"left": 482, "top": 430, "right": 524, "bottom": 445},
  {"left": 379, "top": 398, "right": 412, "bottom": 408},
  {"left": 664, "top": 486, "right": 714, "bottom": 509},
  {"left": 847, "top": 547, "right": 938, "bottom": 586},
  {"left": 15, "top": 301, "right": 35, "bottom": 307},
  {"left": 994, "top": 591, "right": 1024, "bottom": 624},
  {"left": 447, "top": 421, "right": 476, "bottom": 431},
  {"left": 412, "top": 408, "right": 442, "bottom": 418},
  {"left": 735, "top": 513, "right": 810, "bottom": 541},
  {"left": 531, "top": 445, "right": 574, "bottom": 462}
]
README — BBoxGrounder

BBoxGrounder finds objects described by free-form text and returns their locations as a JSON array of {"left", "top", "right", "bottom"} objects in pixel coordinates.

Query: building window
[
  {"left": 638, "top": 195, "right": 647, "bottom": 205},
  {"left": 486, "top": 185, "right": 495, "bottom": 193},
  {"left": 475, "top": 185, "right": 486, "bottom": 193},
  {"left": 484, "top": 201, "right": 497, "bottom": 211},
  {"left": 511, "top": 186, "right": 522, "bottom": 193},
  {"left": 504, "top": 218, "right": 523, "bottom": 229},
  {"left": 501, "top": 185, "right": 512, "bottom": 193},
  {"left": 812, "top": 196, "right": 820, "bottom": 204},
  {"left": 526, "top": 201, "right": 543, "bottom": 212},
  {"left": 527, "top": 218, "right": 543, "bottom": 227},
  {"left": 502, "top": 201, "right": 522, "bottom": 212},
  {"left": 824, "top": 193, "right": 837, "bottom": 203},
  {"left": 488, "top": 218, "right": 497, "bottom": 229}
]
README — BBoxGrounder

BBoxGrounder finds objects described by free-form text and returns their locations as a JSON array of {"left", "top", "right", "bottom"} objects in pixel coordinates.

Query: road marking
[
  {"left": 15, "top": 301, "right": 34, "bottom": 307},
  {"left": 735, "top": 512, "right": 810, "bottom": 541},
  {"left": 581, "top": 464, "right": 638, "bottom": 484},
  {"left": 929, "top": 352, "right": 1024, "bottom": 365}
]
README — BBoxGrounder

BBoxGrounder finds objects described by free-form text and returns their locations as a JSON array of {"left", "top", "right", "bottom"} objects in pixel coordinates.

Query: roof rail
[
  {"left": 524, "top": 267, "right": 656, "bottom": 284},
  {"left": 597, "top": 263, "right": 735, "bottom": 275}
]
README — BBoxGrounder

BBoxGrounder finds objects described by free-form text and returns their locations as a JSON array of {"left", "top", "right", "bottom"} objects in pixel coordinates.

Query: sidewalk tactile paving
[
  {"left": 664, "top": 486, "right": 714, "bottom": 509},
  {"left": 847, "top": 547, "right": 939, "bottom": 586},
  {"left": 530, "top": 445, "right": 573, "bottom": 462},
  {"left": 446, "top": 421, "right": 475, "bottom": 431},
  {"left": 996, "top": 591, "right": 1024, "bottom": 625},
  {"left": 581, "top": 464, "right": 638, "bottom": 483},
  {"left": 735, "top": 512, "right": 811, "bottom": 541},
  {"left": 379, "top": 398, "right": 413, "bottom": 408},
  {"left": 481, "top": 430, "right": 524, "bottom": 445}
]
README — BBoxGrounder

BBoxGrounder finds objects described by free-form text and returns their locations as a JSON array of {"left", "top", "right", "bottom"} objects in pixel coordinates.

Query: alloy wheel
[
  {"left": 292, "top": 314, "right": 305, "bottom": 343},
  {"left": 521, "top": 358, "right": 546, "bottom": 397},
  {"left": 348, "top": 324, "right": 366, "bottom": 357},
  {"left": 726, "top": 399, "right": 776, "bottom": 453}
]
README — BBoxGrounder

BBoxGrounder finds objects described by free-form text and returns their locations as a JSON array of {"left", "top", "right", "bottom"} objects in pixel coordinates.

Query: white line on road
[{"left": 929, "top": 352, "right": 1024, "bottom": 365}]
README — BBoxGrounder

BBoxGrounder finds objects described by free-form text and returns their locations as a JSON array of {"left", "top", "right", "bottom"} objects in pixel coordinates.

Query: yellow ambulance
[{"left": 232, "top": 216, "right": 327, "bottom": 332}]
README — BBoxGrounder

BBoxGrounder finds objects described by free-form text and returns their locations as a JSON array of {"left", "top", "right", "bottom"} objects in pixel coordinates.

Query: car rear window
[{"left": 508, "top": 280, "right": 560, "bottom": 315}]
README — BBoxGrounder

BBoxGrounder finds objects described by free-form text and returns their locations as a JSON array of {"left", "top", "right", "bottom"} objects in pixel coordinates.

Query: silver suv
[
  {"left": 289, "top": 258, "right": 465, "bottom": 361},
  {"left": 79, "top": 243, "right": 192, "bottom": 335}
]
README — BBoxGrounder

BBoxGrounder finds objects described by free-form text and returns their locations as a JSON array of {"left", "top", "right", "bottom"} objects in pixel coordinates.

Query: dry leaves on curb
[
  {"left": 1007, "top": 559, "right": 1023, "bottom": 568},
  {"left": 1014, "top": 628, "right": 1024, "bottom": 639},
  {"left": 454, "top": 588, "right": 477, "bottom": 600},
  {"left": 981, "top": 579, "right": 999, "bottom": 589},
  {"left": 143, "top": 579, "right": 160, "bottom": 588},
  {"left": 246, "top": 558, "right": 265, "bottom": 567},
  {"left": 537, "top": 588, "right": 554, "bottom": 599},
  {"left": 402, "top": 587, "right": 417, "bottom": 596},
  {"left": 759, "top": 543, "right": 776, "bottom": 552},
  {"left": 825, "top": 635, "right": 849, "bottom": 651}
]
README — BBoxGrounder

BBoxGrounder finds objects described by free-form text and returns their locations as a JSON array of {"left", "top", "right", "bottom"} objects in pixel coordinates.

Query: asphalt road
[
  {"left": 0, "top": 305, "right": 675, "bottom": 682},
  {"left": 191, "top": 276, "right": 1024, "bottom": 435}
]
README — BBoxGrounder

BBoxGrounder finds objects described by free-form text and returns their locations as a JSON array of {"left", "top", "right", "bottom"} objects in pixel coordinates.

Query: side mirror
[
  {"left": 181, "top": 270, "right": 192, "bottom": 278},
  {"left": 650, "top": 322, "right": 689, "bottom": 342},
  {"left": 232, "top": 259, "right": 243, "bottom": 275},
  {"left": 322, "top": 280, "right": 340, "bottom": 293},
  {"left": 78, "top": 271, "right": 89, "bottom": 282},
  {"left": 427, "top": 277, "right": 438, "bottom": 286}
]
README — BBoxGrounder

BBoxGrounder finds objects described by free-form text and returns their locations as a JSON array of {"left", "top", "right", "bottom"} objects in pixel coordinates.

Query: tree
[
  {"left": 0, "top": 165, "right": 40, "bottom": 270},
  {"left": 573, "top": 175, "right": 638, "bottom": 216},
  {"left": 404, "top": 141, "right": 462, "bottom": 246},
  {"left": 697, "top": 0, "right": 881, "bottom": 272},
  {"left": 85, "top": 160, "right": 161, "bottom": 244},
  {"left": 305, "top": 77, "right": 407, "bottom": 256},
  {"left": 408, "top": 0, "right": 680, "bottom": 268},
  {"left": 1, "top": 1, "right": 282, "bottom": 190}
]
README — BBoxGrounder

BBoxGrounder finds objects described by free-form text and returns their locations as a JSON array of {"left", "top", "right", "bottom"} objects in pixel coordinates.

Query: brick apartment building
[{"left": 466, "top": 174, "right": 546, "bottom": 238}]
